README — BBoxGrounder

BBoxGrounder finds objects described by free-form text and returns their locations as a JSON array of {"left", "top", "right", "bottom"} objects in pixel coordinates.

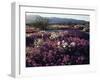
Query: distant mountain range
[{"left": 26, "top": 15, "right": 89, "bottom": 24}]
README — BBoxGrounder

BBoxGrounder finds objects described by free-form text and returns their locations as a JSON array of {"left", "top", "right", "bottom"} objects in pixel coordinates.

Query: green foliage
[{"left": 32, "top": 16, "right": 49, "bottom": 30}]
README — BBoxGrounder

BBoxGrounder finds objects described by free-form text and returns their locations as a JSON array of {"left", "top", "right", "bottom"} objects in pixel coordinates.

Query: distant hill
[
  {"left": 48, "top": 17, "right": 88, "bottom": 24},
  {"left": 26, "top": 15, "right": 89, "bottom": 25}
]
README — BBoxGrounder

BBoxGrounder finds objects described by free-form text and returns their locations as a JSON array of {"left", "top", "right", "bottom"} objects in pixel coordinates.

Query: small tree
[{"left": 32, "top": 16, "right": 48, "bottom": 30}]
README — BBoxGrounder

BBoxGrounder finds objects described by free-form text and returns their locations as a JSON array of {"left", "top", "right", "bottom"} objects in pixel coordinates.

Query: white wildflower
[
  {"left": 70, "top": 42, "right": 76, "bottom": 47},
  {"left": 50, "top": 32, "right": 59, "bottom": 39},
  {"left": 57, "top": 41, "right": 60, "bottom": 46},
  {"left": 62, "top": 41, "right": 68, "bottom": 48},
  {"left": 34, "top": 39, "right": 43, "bottom": 47},
  {"left": 62, "top": 40, "right": 65, "bottom": 43}
]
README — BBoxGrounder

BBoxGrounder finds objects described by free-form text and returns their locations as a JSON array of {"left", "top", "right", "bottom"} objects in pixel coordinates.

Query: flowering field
[
  {"left": 26, "top": 29, "right": 89, "bottom": 67},
  {"left": 26, "top": 14, "right": 89, "bottom": 67}
]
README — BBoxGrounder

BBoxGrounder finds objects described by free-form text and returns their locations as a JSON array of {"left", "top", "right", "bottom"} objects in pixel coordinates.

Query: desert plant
[{"left": 32, "top": 16, "right": 49, "bottom": 30}]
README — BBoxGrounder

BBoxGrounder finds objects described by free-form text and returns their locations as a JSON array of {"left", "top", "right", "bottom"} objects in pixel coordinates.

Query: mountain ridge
[{"left": 26, "top": 15, "right": 89, "bottom": 24}]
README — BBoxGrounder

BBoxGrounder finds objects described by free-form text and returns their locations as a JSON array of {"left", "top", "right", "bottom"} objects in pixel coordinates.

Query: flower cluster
[{"left": 26, "top": 30, "right": 89, "bottom": 67}]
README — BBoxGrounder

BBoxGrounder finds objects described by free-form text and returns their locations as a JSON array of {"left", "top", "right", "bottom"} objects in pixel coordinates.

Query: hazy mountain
[
  {"left": 26, "top": 15, "right": 88, "bottom": 24},
  {"left": 48, "top": 17, "right": 87, "bottom": 24}
]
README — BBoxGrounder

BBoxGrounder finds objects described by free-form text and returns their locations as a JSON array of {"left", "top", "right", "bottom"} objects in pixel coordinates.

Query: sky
[{"left": 26, "top": 12, "right": 90, "bottom": 21}]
